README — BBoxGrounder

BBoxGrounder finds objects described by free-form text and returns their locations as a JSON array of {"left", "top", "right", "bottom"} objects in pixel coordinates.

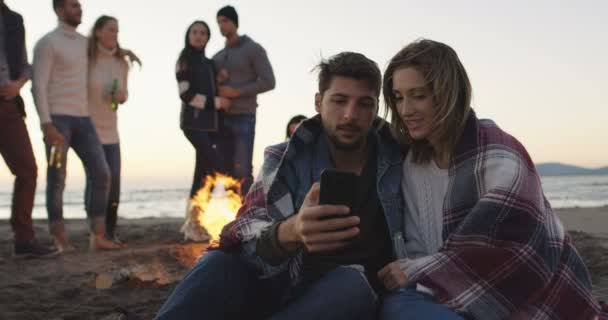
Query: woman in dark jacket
[{"left": 176, "top": 21, "right": 230, "bottom": 199}]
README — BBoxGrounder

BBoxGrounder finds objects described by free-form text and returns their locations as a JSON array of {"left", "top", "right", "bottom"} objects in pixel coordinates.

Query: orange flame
[{"left": 190, "top": 173, "right": 242, "bottom": 242}]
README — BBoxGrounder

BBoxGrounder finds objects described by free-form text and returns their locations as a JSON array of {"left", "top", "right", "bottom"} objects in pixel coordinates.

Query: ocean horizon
[{"left": 1, "top": 174, "right": 607, "bottom": 220}]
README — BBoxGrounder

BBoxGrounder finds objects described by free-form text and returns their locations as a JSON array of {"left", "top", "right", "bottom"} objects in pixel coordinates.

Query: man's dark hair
[
  {"left": 217, "top": 5, "right": 239, "bottom": 28},
  {"left": 315, "top": 52, "right": 381, "bottom": 97},
  {"left": 53, "top": 0, "right": 65, "bottom": 10}
]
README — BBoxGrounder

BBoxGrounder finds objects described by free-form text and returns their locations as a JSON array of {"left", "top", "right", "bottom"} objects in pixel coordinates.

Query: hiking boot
[{"left": 14, "top": 241, "right": 59, "bottom": 258}]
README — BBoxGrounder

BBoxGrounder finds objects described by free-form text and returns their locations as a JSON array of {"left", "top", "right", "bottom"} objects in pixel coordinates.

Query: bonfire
[{"left": 181, "top": 173, "right": 242, "bottom": 244}]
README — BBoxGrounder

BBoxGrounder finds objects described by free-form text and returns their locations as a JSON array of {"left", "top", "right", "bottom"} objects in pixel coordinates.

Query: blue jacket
[{"left": 219, "top": 115, "right": 406, "bottom": 286}]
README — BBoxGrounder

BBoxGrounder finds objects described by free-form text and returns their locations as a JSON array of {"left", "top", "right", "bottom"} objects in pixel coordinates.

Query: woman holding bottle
[{"left": 86, "top": 15, "right": 130, "bottom": 244}]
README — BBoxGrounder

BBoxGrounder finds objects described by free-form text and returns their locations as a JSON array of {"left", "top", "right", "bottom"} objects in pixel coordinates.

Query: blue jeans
[
  {"left": 223, "top": 114, "right": 255, "bottom": 195},
  {"left": 46, "top": 116, "right": 110, "bottom": 226},
  {"left": 155, "top": 251, "right": 377, "bottom": 320},
  {"left": 85, "top": 143, "right": 120, "bottom": 237},
  {"left": 183, "top": 130, "right": 225, "bottom": 198},
  {"left": 380, "top": 287, "right": 464, "bottom": 320}
]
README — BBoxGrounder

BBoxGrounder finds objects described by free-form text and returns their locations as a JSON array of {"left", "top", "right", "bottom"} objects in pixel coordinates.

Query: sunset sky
[{"left": 1, "top": 0, "right": 606, "bottom": 187}]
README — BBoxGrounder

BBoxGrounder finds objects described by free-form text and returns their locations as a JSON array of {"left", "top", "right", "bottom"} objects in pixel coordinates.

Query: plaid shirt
[
  {"left": 401, "top": 113, "right": 603, "bottom": 319},
  {"left": 219, "top": 115, "right": 405, "bottom": 285}
]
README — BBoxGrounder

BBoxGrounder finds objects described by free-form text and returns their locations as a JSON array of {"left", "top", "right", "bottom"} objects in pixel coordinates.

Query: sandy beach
[
  {"left": 0, "top": 206, "right": 607, "bottom": 320},
  {"left": 0, "top": 218, "right": 207, "bottom": 320}
]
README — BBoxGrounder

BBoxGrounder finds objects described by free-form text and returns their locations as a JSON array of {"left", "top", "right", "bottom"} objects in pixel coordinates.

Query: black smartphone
[{"left": 319, "top": 169, "right": 357, "bottom": 210}]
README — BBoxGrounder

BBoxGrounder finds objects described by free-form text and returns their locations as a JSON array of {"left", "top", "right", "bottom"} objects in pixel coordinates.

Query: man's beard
[
  {"left": 65, "top": 16, "right": 81, "bottom": 27},
  {"left": 326, "top": 125, "right": 366, "bottom": 151}
]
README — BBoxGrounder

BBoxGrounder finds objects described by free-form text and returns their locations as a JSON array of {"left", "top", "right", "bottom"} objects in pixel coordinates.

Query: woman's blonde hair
[
  {"left": 383, "top": 39, "right": 472, "bottom": 163},
  {"left": 88, "top": 15, "right": 125, "bottom": 66}
]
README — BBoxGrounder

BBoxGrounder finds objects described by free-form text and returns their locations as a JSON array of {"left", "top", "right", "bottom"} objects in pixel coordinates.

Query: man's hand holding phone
[{"left": 278, "top": 183, "right": 360, "bottom": 253}]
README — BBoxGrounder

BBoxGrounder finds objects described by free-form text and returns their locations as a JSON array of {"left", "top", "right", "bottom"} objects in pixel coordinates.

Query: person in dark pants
[
  {"left": 213, "top": 5, "right": 276, "bottom": 195},
  {"left": 176, "top": 21, "right": 232, "bottom": 199},
  {"left": 0, "top": 1, "right": 57, "bottom": 257}
]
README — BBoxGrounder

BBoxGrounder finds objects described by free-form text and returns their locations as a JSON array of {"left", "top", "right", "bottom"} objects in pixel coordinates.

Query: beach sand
[
  {"left": 0, "top": 218, "right": 208, "bottom": 320},
  {"left": 555, "top": 206, "right": 608, "bottom": 302},
  {"left": 0, "top": 206, "right": 606, "bottom": 320}
]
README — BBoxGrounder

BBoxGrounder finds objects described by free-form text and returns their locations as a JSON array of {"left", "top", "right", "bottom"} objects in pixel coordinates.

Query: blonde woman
[
  {"left": 378, "top": 39, "right": 603, "bottom": 319},
  {"left": 86, "top": 15, "right": 130, "bottom": 245}
]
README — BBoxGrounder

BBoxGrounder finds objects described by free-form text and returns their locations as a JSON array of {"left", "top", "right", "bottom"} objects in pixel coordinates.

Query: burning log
[{"left": 90, "top": 244, "right": 208, "bottom": 290}]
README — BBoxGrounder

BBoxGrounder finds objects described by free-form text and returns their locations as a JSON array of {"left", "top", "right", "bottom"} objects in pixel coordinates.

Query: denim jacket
[{"left": 219, "top": 115, "right": 406, "bottom": 286}]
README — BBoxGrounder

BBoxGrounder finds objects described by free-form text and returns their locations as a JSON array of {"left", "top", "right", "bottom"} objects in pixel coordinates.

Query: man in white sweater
[{"left": 32, "top": 0, "right": 120, "bottom": 252}]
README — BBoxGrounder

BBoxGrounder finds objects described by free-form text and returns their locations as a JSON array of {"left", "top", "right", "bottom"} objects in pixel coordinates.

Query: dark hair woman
[{"left": 176, "top": 21, "right": 231, "bottom": 201}]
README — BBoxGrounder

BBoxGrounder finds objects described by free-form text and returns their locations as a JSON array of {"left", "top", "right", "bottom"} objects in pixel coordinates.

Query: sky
[{"left": 1, "top": 0, "right": 607, "bottom": 187}]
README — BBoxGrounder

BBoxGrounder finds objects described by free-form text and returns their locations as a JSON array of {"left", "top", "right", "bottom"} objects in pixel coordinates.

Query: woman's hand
[
  {"left": 114, "top": 89, "right": 128, "bottom": 104},
  {"left": 122, "top": 49, "right": 142, "bottom": 67},
  {"left": 214, "top": 97, "right": 232, "bottom": 112},
  {"left": 378, "top": 261, "right": 408, "bottom": 291}
]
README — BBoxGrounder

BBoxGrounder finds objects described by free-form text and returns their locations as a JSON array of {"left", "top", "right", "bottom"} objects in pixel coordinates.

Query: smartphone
[{"left": 319, "top": 169, "right": 357, "bottom": 210}]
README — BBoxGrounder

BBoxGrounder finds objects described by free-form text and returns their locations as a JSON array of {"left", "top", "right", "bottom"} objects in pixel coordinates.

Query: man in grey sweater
[{"left": 213, "top": 5, "right": 275, "bottom": 195}]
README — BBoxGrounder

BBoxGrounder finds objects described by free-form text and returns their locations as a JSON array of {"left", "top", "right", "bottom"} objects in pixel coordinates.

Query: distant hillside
[{"left": 536, "top": 162, "right": 608, "bottom": 176}]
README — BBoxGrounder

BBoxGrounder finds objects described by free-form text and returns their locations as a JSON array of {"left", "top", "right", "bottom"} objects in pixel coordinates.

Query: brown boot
[
  {"left": 49, "top": 220, "right": 75, "bottom": 253},
  {"left": 89, "top": 217, "right": 125, "bottom": 251}
]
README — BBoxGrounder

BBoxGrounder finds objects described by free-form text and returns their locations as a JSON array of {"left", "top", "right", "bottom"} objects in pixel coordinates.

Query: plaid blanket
[
  {"left": 217, "top": 118, "right": 315, "bottom": 280},
  {"left": 401, "top": 113, "right": 604, "bottom": 319},
  {"left": 218, "top": 137, "right": 299, "bottom": 278}
]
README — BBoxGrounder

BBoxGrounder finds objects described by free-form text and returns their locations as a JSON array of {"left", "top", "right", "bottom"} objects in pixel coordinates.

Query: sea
[{"left": 1, "top": 175, "right": 607, "bottom": 220}]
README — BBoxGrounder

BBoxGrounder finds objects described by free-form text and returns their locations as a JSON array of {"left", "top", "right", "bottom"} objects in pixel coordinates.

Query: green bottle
[{"left": 110, "top": 79, "right": 119, "bottom": 111}]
